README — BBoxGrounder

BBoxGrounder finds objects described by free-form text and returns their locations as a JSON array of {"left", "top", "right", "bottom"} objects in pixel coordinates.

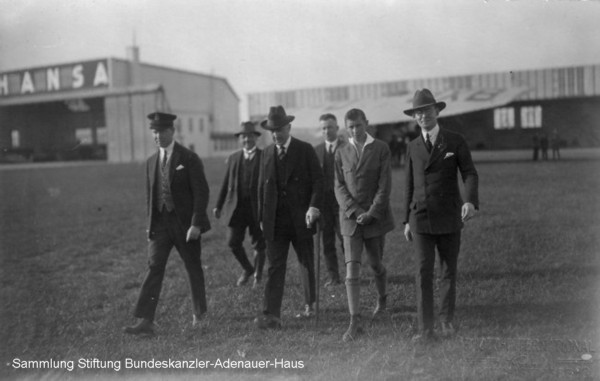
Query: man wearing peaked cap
[
  {"left": 402, "top": 89, "right": 479, "bottom": 344},
  {"left": 254, "top": 105, "right": 323, "bottom": 328},
  {"left": 213, "top": 122, "right": 266, "bottom": 289},
  {"left": 124, "top": 111, "right": 211, "bottom": 335}
]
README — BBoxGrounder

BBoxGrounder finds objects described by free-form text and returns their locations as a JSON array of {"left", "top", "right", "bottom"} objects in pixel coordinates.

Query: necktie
[
  {"left": 328, "top": 144, "right": 334, "bottom": 155},
  {"left": 425, "top": 134, "right": 433, "bottom": 153},
  {"left": 161, "top": 151, "right": 168, "bottom": 170},
  {"left": 278, "top": 146, "right": 286, "bottom": 161}
]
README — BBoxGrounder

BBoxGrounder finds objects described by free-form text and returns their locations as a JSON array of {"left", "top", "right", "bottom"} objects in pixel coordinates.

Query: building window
[
  {"left": 11, "top": 130, "right": 20, "bottom": 147},
  {"left": 199, "top": 118, "right": 204, "bottom": 133},
  {"left": 521, "top": 106, "right": 542, "bottom": 128},
  {"left": 189, "top": 118, "right": 194, "bottom": 133},
  {"left": 494, "top": 107, "right": 515, "bottom": 129}
]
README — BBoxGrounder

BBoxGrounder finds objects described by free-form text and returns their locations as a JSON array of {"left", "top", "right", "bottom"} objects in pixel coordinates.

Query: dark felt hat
[
  {"left": 235, "top": 121, "right": 261, "bottom": 137},
  {"left": 403, "top": 89, "right": 446, "bottom": 116},
  {"left": 148, "top": 112, "right": 177, "bottom": 130},
  {"left": 260, "top": 105, "right": 295, "bottom": 130}
]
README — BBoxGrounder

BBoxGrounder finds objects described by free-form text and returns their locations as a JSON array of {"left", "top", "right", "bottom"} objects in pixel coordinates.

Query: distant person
[
  {"left": 254, "top": 106, "right": 323, "bottom": 329},
  {"left": 551, "top": 129, "right": 561, "bottom": 160},
  {"left": 403, "top": 89, "right": 479, "bottom": 344},
  {"left": 213, "top": 122, "right": 266, "bottom": 288},
  {"left": 334, "top": 108, "right": 395, "bottom": 342},
  {"left": 540, "top": 133, "right": 549, "bottom": 160},
  {"left": 532, "top": 133, "right": 540, "bottom": 161},
  {"left": 313, "top": 113, "right": 345, "bottom": 287},
  {"left": 124, "top": 112, "right": 211, "bottom": 335}
]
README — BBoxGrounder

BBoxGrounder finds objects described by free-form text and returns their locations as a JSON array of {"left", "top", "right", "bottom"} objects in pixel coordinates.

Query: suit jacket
[
  {"left": 334, "top": 137, "right": 395, "bottom": 238},
  {"left": 258, "top": 137, "right": 323, "bottom": 241},
  {"left": 146, "top": 142, "right": 211, "bottom": 239},
  {"left": 404, "top": 128, "right": 479, "bottom": 235},
  {"left": 214, "top": 148, "right": 262, "bottom": 225},
  {"left": 314, "top": 139, "right": 346, "bottom": 196}
]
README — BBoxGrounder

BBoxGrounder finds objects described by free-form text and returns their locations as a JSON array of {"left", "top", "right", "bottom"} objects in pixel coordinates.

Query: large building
[
  {"left": 0, "top": 47, "right": 240, "bottom": 163},
  {"left": 248, "top": 63, "right": 600, "bottom": 150}
]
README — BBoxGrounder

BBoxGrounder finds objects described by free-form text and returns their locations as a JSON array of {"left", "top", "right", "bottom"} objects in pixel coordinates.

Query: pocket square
[
  {"left": 176, "top": 164, "right": 185, "bottom": 170},
  {"left": 444, "top": 152, "right": 455, "bottom": 159}
]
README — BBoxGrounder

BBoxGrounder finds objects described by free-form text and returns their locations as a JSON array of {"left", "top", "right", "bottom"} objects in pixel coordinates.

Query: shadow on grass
[{"left": 460, "top": 265, "right": 600, "bottom": 282}]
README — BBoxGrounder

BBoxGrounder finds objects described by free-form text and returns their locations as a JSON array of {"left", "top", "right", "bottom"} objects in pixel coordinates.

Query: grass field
[{"left": 1, "top": 148, "right": 599, "bottom": 380}]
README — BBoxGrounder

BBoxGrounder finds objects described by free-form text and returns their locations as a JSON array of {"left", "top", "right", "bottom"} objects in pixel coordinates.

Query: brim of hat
[
  {"left": 403, "top": 101, "right": 446, "bottom": 116},
  {"left": 260, "top": 115, "right": 295, "bottom": 130},
  {"left": 234, "top": 131, "right": 262, "bottom": 137}
]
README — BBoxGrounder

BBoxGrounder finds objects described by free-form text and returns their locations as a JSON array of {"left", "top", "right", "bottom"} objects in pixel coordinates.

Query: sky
[{"left": 1, "top": 0, "right": 600, "bottom": 119}]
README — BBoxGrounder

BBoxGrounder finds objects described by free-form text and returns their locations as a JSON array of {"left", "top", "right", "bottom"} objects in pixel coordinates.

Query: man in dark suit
[
  {"left": 403, "top": 89, "right": 479, "bottom": 343},
  {"left": 254, "top": 105, "right": 323, "bottom": 329},
  {"left": 124, "top": 112, "right": 211, "bottom": 335},
  {"left": 334, "top": 109, "right": 395, "bottom": 341},
  {"left": 213, "top": 121, "right": 266, "bottom": 288},
  {"left": 313, "top": 113, "right": 345, "bottom": 287}
]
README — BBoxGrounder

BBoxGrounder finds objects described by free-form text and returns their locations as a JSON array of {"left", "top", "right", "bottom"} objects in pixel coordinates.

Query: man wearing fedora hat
[
  {"left": 124, "top": 111, "right": 211, "bottom": 335},
  {"left": 255, "top": 105, "right": 323, "bottom": 329},
  {"left": 213, "top": 121, "right": 266, "bottom": 288},
  {"left": 402, "top": 89, "right": 479, "bottom": 343}
]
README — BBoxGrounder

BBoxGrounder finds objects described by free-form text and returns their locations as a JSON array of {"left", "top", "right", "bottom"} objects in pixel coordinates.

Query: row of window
[
  {"left": 174, "top": 117, "right": 205, "bottom": 134},
  {"left": 494, "top": 106, "right": 542, "bottom": 130}
]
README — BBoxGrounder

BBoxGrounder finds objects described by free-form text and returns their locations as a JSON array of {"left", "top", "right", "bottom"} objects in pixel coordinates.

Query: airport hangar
[
  {"left": 0, "top": 47, "right": 240, "bottom": 163},
  {"left": 248, "top": 63, "right": 600, "bottom": 150}
]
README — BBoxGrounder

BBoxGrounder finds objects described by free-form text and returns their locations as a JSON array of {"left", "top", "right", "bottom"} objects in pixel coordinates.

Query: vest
[{"left": 155, "top": 156, "right": 175, "bottom": 212}]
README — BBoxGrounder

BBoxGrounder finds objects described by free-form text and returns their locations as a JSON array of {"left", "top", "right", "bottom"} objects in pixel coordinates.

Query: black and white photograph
[{"left": 1, "top": 0, "right": 599, "bottom": 379}]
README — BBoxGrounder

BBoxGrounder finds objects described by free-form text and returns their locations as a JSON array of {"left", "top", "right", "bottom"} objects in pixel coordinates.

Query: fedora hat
[
  {"left": 260, "top": 105, "right": 295, "bottom": 130},
  {"left": 235, "top": 121, "right": 261, "bottom": 137},
  {"left": 403, "top": 89, "right": 446, "bottom": 116}
]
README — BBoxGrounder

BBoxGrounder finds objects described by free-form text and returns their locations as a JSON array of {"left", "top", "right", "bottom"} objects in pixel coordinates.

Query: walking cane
[{"left": 314, "top": 221, "right": 322, "bottom": 328}]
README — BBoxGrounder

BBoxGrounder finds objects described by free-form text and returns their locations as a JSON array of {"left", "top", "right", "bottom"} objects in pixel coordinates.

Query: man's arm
[
  {"left": 214, "top": 155, "right": 233, "bottom": 218},
  {"left": 365, "top": 142, "right": 392, "bottom": 220},
  {"left": 334, "top": 150, "right": 364, "bottom": 219}
]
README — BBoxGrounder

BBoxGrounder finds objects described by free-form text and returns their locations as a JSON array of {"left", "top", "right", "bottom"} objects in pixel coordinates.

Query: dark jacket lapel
[
  {"left": 169, "top": 142, "right": 181, "bottom": 183},
  {"left": 426, "top": 131, "right": 448, "bottom": 169}
]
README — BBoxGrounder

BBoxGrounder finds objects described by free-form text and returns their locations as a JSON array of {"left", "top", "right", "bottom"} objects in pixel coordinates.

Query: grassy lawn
[{"left": 0, "top": 148, "right": 599, "bottom": 380}]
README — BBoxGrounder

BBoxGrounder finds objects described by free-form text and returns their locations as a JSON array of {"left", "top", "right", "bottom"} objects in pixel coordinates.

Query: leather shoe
[
  {"left": 254, "top": 314, "right": 282, "bottom": 330},
  {"left": 295, "top": 304, "right": 315, "bottom": 319},
  {"left": 124, "top": 318, "right": 154, "bottom": 335},
  {"left": 411, "top": 330, "right": 439, "bottom": 345},
  {"left": 252, "top": 276, "right": 261, "bottom": 289},
  {"left": 342, "top": 315, "right": 364, "bottom": 342},
  {"left": 440, "top": 322, "right": 456, "bottom": 338},
  {"left": 372, "top": 295, "right": 387, "bottom": 317},
  {"left": 192, "top": 313, "right": 207, "bottom": 329},
  {"left": 236, "top": 270, "right": 253, "bottom": 286}
]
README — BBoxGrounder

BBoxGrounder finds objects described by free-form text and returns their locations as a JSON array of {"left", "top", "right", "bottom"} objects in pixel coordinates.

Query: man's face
[
  {"left": 320, "top": 118, "right": 339, "bottom": 142},
  {"left": 413, "top": 106, "right": 439, "bottom": 132},
  {"left": 270, "top": 123, "right": 291, "bottom": 146},
  {"left": 152, "top": 127, "right": 175, "bottom": 148},
  {"left": 240, "top": 133, "right": 257, "bottom": 150},
  {"left": 345, "top": 117, "right": 368, "bottom": 142}
]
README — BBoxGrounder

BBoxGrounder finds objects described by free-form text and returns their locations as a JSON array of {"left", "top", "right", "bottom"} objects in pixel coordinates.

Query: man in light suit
[
  {"left": 313, "top": 113, "right": 345, "bottom": 287},
  {"left": 125, "top": 112, "right": 211, "bottom": 335},
  {"left": 213, "top": 122, "right": 266, "bottom": 288},
  {"left": 254, "top": 105, "right": 323, "bottom": 329},
  {"left": 403, "top": 89, "right": 479, "bottom": 343},
  {"left": 334, "top": 108, "right": 395, "bottom": 342}
]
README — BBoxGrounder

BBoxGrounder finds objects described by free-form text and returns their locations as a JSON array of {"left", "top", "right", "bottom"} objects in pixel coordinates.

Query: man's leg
[
  {"left": 263, "top": 238, "right": 290, "bottom": 318},
  {"left": 364, "top": 235, "right": 387, "bottom": 316},
  {"left": 292, "top": 235, "right": 316, "bottom": 309},
  {"left": 248, "top": 219, "right": 266, "bottom": 284},
  {"left": 413, "top": 232, "right": 437, "bottom": 334},
  {"left": 342, "top": 234, "right": 365, "bottom": 341},
  {"left": 437, "top": 231, "right": 461, "bottom": 329},
  {"left": 321, "top": 202, "right": 340, "bottom": 284}
]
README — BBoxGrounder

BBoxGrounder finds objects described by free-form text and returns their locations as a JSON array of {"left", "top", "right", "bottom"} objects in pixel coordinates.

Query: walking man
[
  {"left": 403, "top": 89, "right": 479, "bottom": 343},
  {"left": 334, "top": 108, "right": 395, "bottom": 342},
  {"left": 124, "top": 112, "right": 211, "bottom": 335},
  {"left": 255, "top": 106, "right": 323, "bottom": 329},
  {"left": 213, "top": 121, "right": 266, "bottom": 288}
]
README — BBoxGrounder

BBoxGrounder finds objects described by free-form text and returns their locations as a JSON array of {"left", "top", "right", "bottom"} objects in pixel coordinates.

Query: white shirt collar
[
  {"left": 421, "top": 124, "right": 440, "bottom": 145},
  {"left": 349, "top": 133, "right": 374, "bottom": 148},
  {"left": 160, "top": 140, "right": 175, "bottom": 160},
  {"left": 325, "top": 139, "right": 338, "bottom": 152},
  {"left": 243, "top": 146, "right": 257, "bottom": 159}
]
